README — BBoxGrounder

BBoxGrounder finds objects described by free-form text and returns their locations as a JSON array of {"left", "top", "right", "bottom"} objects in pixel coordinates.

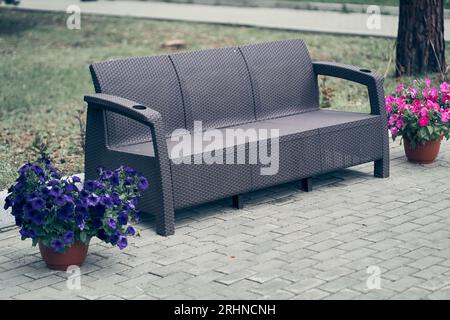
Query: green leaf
[
  {"left": 426, "top": 126, "right": 434, "bottom": 136},
  {"left": 80, "top": 231, "right": 88, "bottom": 243},
  {"left": 418, "top": 127, "right": 427, "bottom": 140}
]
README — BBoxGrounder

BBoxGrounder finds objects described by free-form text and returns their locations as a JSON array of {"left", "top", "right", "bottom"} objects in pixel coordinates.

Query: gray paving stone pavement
[{"left": 1, "top": 141, "right": 450, "bottom": 299}]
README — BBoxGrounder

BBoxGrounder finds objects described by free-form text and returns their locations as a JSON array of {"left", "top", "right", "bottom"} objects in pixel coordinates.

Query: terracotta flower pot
[
  {"left": 39, "top": 240, "right": 89, "bottom": 271},
  {"left": 403, "top": 136, "right": 443, "bottom": 164}
]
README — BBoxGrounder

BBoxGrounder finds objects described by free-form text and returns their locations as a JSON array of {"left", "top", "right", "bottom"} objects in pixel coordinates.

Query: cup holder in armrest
[
  {"left": 359, "top": 68, "right": 371, "bottom": 73},
  {"left": 132, "top": 105, "right": 147, "bottom": 110}
]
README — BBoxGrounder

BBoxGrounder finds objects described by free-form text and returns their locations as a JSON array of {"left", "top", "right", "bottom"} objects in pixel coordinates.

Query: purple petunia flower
[
  {"left": 4, "top": 195, "right": 12, "bottom": 210},
  {"left": 111, "top": 192, "right": 121, "bottom": 206},
  {"left": 31, "top": 211, "right": 45, "bottom": 225},
  {"left": 96, "top": 182, "right": 106, "bottom": 190},
  {"left": 15, "top": 216, "right": 23, "bottom": 227},
  {"left": 19, "top": 227, "right": 35, "bottom": 239},
  {"left": 110, "top": 232, "right": 119, "bottom": 244},
  {"left": 118, "top": 211, "right": 128, "bottom": 225},
  {"left": 114, "top": 165, "right": 124, "bottom": 173},
  {"left": 124, "top": 177, "right": 133, "bottom": 186},
  {"left": 19, "top": 228, "right": 27, "bottom": 238},
  {"left": 92, "top": 217, "right": 103, "bottom": 228},
  {"left": 79, "top": 190, "right": 89, "bottom": 199},
  {"left": 100, "top": 195, "right": 113, "bottom": 208},
  {"left": 47, "top": 180, "right": 60, "bottom": 187},
  {"left": 63, "top": 194, "right": 75, "bottom": 205},
  {"left": 23, "top": 202, "right": 33, "bottom": 214},
  {"left": 126, "top": 199, "right": 136, "bottom": 211},
  {"left": 56, "top": 204, "right": 73, "bottom": 221},
  {"left": 64, "top": 183, "right": 78, "bottom": 193},
  {"left": 31, "top": 164, "right": 44, "bottom": 177},
  {"left": 51, "top": 170, "right": 62, "bottom": 179},
  {"left": 40, "top": 186, "right": 50, "bottom": 195},
  {"left": 83, "top": 180, "right": 98, "bottom": 192},
  {"left": 97, "top": 229, "right": 108, "bottom": 241},
  {"left": 75, "top": 204, "right": 88, "bottom": 216},
  {"left": 107, "top": 218, "right": 116, "bottom": 230},
  {"left": 92, "top": 203, "right": 106, "bottom": 218},
  {"left": 117, "top": 235, "right": 128, "bottom": 250},
  {"left": 71, "top": 176, "right": 81, "bottom": 183},
  {"left": 102, "top": 170, "right": 114, "bottom": 180},
  {"left": 54, "top": 195, "right": 66, "bottom": 206},
  {"left": 63, "top": 231, "right": 75, "bottom": 245},
  {"left": 87, "top": 193, "right": 99, "bottom": 207},
  {"left": 50, "top": 239, "right": 65, "bottom": 252},
  {"left": 126, "top": 226, "right": 136, "bottom": 236},
  {"left": 138, "top": 177, "right": 149, "bottom": 191},
  {"left": 49, "top": 186, "right": 62, "bottom": 197},
  {"left": 111, "top": 173, "right": 120, "bottom": 186},
  {"left": 76, "top": 215, "right": 85, "bottom": 231},
  {"left": 30, "top": 197, "right": 45, "bottom": 211},
  {"left": 18, "top": 163, "right": 31, "bottom": 174},
  {"left": 28, "top": 191, "right": 40, "bottom": 199}
]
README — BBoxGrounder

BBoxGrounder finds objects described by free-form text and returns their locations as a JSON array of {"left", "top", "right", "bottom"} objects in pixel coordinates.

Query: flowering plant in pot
[
  {"left": 3, "top": 156, "right": 149, "bottom": 270},
  {"left": 386, "top": 79, "right": 450, "bottom": 164}
]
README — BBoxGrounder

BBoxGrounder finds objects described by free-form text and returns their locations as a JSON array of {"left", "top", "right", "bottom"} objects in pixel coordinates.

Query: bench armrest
[
  {"left": 313, "top": 61, "right": 385, "bottom": 116},
  {"left": 84, "top": 93, "right": 175, "bottom": 235},
  {"left": 84, "top": 93, "right": 169, "bottom": 158},
  {"left": 84, "top": 93, "right": 164, "bottom": 128}
]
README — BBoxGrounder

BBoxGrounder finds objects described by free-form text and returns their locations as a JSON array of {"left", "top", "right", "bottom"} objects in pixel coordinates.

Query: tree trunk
[{"left": 396, "top": 0, "right": 445, "bottom": 77}]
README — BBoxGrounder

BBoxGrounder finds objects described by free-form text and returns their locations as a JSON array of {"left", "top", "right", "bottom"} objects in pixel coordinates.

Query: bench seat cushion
[{"left": 110, "top": 110, "right": 383, "bottom": 208}]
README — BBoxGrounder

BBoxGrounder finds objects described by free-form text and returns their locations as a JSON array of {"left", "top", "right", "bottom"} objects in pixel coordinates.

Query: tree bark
[{"left": 396, "top": 0, "right": 445, "bottom": 76}]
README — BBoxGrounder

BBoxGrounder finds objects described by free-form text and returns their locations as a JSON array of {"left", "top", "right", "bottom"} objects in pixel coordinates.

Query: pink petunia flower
[
  {"left": 388, "top": 114, "right": 398, "bottom": 126},
  {"left": 420, "top": 107, "right": 428, "bottom": 117},
  {"left": 399, "top": 103, "right": 410, "bottom": 113},
  {"left": 426, "top": 99, "right": 440, "bottom": 111},
  {"left": 396, "top": 119, "right": 404, "bottom": 128},
  {"left": 419, "top": 116, "right": 430, "bottom": 127},
  {"left": 440, "top": 82, "right": 450, "bottom": 93},
  {"left": 429, "top": 87, "right": 439, "bottom": 100},
  {"left": 396, "top": 84, "right": 404, "bottom": 93},
  {"left": 385, "top": 96, "right": 395, "bottom": 105},
  {"left": 441, "top": 110, "right": 450, "bottom": 123},
  {"left": 386, "top": 104, "right": 392, "bottom": 114},
  {"left": 390, "top": 127, "right": 399, "bottom": 136},
  {"left": 425, "top": 79, "right": 431, "bottom": 88}
]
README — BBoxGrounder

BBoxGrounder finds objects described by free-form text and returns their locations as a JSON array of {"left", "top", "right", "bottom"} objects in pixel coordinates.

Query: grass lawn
[{"left": 0, "top": 8, "right": 448, "bottom": 189}]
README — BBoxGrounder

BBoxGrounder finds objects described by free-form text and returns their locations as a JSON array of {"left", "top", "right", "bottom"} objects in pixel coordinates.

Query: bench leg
[
  {"left": 232, "top": 194, "right": 244, "bottom": 209},
  {"left": 156, "top": 207, "right": 175, "bottom": 236},
  {"left": 374, "top": 158, "right": 389, "bottom": 178},
  {"left": 300, "top": 177, "right": 313, "bottom": 192}
]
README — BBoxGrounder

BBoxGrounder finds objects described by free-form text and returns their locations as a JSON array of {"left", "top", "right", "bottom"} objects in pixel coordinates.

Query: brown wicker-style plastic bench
[{"left": 84, "top": 39, "right": 389, "bottom": 236}]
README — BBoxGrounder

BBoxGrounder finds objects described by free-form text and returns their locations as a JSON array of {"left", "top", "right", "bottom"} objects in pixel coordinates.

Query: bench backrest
[{"left": 89, "top": 39, "right": 319, "bottom": 146}]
